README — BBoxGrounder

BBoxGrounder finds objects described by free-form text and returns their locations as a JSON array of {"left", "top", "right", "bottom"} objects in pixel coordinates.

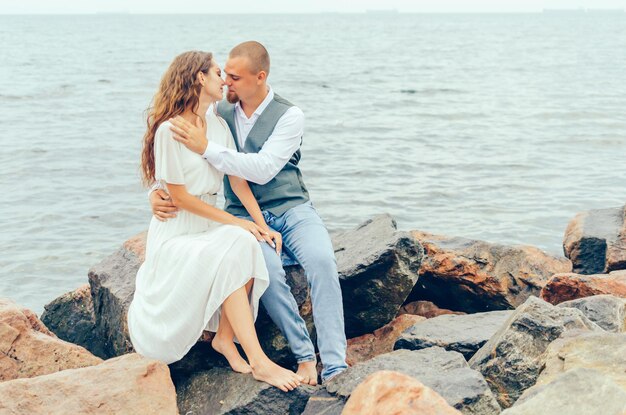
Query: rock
[
  {"left": 346, "top": 314, "right": 425, "bottom": 365},
  {"left": 0, "top": 353, "right": 178, "bottom": 414},
  {"left": 40, "top": 284, "right": 106, "bottom": 358},
  {"left": 326, "top": 347, "right": 501, "bottom": 415},
  {"left": 540, "top": 270, "right": 626, "bottom": 304},
  {"left": 394, "top": 310, "right": 512, "bottom": 360},
  {"left": 563, "top": 205, "right": 626, "bottom": 275},
  {"left": 468, "top": 296, "right": 602, "bottom": 408},
  {"left": 557, "top": 294, "right": 626, "bottom": 332},
  {"left": 175, "top": 366, "right": 318, "bottom": 415},
  {"left": 87, "top": 232, "right": 144, "bottom": 359},
  {"left": 166, "top": 340, "right": 229, "bottom": 386},
  {"left": 398, "top": 300, "right": 465, "bottom": 318},
  {"left": 342, "top": 370, "right": 462, "bottom": 415},
  {"left": 335, "top": 214, "right": 423, "bottom": 337},
  {"left": 409, "top": 231, "right": 571, "bottom": 313},
  {"left": 301, "top": 389, "right": 344, "bottom": 415},
  {"left": 0, "top": 298, "right": 102, "bottom": 382},
  {"left": 537, "top": 330, "right": 626, "bottom": 390},
  {"left": 502, "top": 368, "right": 626, "bottom": 415}
]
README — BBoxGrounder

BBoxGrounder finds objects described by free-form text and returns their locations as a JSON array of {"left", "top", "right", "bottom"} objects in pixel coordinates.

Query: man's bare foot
[
  {"left": 250, "top": 359, "right": 304, "bottom": 392},
  {"left": 211, "top": 336, "right": 252, "bottom": 374},
  {"left": 297, "top": 361, "right": 318, "bottom": 386}
]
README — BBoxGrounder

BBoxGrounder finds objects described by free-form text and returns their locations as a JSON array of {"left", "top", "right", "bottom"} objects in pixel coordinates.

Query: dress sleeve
[{"left": 154, "top": 123, "right": 185, "bottom": 184}]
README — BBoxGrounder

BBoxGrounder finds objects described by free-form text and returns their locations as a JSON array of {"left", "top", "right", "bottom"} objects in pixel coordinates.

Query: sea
[{"left": 1, "top": 13, "right": 625, "bottom": 315}]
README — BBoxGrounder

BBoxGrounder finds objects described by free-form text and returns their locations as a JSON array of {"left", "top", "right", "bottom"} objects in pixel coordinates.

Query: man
[{"left": 150, "top": 41, "right": 347, "bottom": 385}]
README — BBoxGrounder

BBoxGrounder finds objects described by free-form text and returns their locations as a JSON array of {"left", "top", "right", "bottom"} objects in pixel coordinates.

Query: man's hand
[
  {"left": 170, "top": 115, "right": 208, "bottom": 155},
  {"left": 150, "top": 189, "right": 178, "bottom": 221}
]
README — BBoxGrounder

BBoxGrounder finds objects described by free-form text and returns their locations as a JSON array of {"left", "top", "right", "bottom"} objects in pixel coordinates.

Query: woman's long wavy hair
[{"left": 141, "top": 51, "right": 213, "bottom": 186}]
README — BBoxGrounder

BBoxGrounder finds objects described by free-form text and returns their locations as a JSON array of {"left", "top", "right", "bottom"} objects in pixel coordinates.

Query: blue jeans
[{"left": 236, "top": 201, "right": 347, "bottom": 381}]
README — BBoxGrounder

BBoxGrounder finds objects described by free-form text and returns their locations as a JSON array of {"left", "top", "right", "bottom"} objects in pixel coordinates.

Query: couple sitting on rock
[{"left": 126, "top": 41, "right": 348, "bottom": 392}]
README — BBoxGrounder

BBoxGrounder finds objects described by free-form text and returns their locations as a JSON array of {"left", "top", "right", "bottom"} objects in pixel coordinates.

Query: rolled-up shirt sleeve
[{"left": 203, "top": 106, "right": 304, "bottom": 185}]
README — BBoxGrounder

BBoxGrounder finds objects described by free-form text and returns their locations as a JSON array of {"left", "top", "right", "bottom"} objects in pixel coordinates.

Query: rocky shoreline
[{"left": 2, "top": 206, "right": 626, "bottom": 414}]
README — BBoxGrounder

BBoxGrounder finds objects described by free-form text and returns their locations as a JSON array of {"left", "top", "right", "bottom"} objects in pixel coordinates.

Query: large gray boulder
[
  {"left": 334, "top": 214, "right": 423, "bottom": 337},
  {"left": 175, "top": 367, "right": 318, "bottom": 415},
  {"left": 557, "top": 294, "right": 626, "bottom": 332},
  {"left": 326, "top": 347, "right": 501, "bottom": 415},
  {"left": 394, "top": 310, "right": 512, "bottom": 360},
  {"left": 502, "top": 368, "right": 626, "bottom": 415},
  {"left": 87, "top": 234, "right": 143, "bottom": 359},
  {"left": 409, "top": 231, "right": 571, "bottom": 313},
  {"left": 301, "top": 389, "right": 344, "bottom": 415},
  {"left": 469, "top": 296, "right": 603, "bottom": 408},
  {"left": 563, "top": 205, "right": 626, "bottom": 275},
  {"left": 39, "top": 284, "right": 106, "bottom": 359},
  {"left": 537, "top": 331, "right": 626, "bottom": 390}
]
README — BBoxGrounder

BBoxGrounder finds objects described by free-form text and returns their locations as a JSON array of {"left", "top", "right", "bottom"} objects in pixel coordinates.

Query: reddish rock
[
  {"left": 123, "top": 231, "right": 147, "bottom": 262},
  {"left": 346, "top": 314, "right": 425, "bottom": 365},
  {"left": 563, "top": 206, "right": 626, "bottom": 275},
  {"left": 398, "top": 300, "right": 465, "bottom": 318},
  {"left": 409, "top": 231, "right": 571, "bottom": 313},
  {"left": 540, "top": 270, "right": 626, "bottom": 304},
  {"left": 0, "top": 353, "right": 178, "bottom": 414},
  {"left": 0, "top": 298, "right": 102, "bottom": 382},
  {"left": 342, "top": 370, "right": 462, "bottom": 415}
]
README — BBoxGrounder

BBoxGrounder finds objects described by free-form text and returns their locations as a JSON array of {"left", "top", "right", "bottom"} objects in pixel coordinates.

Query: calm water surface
[{"left": 1, "top": 13, "right": 625, "bottom": 314}]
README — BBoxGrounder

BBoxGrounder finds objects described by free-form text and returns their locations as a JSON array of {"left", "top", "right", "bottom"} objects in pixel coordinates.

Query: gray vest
[{"left": 218, "top": 93, "right": 310, "bottom": 217}]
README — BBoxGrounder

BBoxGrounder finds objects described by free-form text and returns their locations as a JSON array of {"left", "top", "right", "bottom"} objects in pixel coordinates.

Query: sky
[{"left": 2, "top": 0, "right": 625, "bottom": 14}]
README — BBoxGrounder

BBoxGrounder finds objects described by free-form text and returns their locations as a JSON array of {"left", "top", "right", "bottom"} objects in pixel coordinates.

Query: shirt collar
[{"left": 235, "top": 85, "right": 274, "bottom": 119}]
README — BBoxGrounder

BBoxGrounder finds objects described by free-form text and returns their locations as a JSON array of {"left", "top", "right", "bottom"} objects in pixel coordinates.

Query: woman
[{"left": 127, "top": 51, "right": 302, "bottom": 392}]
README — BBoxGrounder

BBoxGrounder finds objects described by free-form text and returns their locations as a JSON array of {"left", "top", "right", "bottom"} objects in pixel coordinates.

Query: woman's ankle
[
  {"left": 248, "top": 355, "right": 272, "bottom": 369},
  {"left": 212, "top": 332, "right": 233, "bottom": 343}
]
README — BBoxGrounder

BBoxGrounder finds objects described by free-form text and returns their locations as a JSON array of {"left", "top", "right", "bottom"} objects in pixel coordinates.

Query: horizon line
[{"left": 2, "top": 9, "right": 625, "bottom": 15}]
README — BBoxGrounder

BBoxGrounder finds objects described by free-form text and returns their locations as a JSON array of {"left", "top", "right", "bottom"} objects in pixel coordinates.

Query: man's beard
[{"left": 226, "top": 90, "right": 240, "bottom": 104}]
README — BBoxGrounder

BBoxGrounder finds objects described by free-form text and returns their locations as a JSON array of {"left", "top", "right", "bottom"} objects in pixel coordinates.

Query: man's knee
[
  {"left": 305, "top": 250, "right": 338, "bottom": 281},
  {"left": 310, "top": 244, "right": 337, "bottom": 267}
]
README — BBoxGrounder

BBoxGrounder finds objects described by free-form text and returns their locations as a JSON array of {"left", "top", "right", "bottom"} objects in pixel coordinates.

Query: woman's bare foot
[
  {"left": 250, "top": 359, "right": 304, "bottom": 392},
  {"left": 211, "top": 335, "right": 252, "bottom": 374},
  {"left": 296, "top": 361, "right": 318, "bottom": 386}
]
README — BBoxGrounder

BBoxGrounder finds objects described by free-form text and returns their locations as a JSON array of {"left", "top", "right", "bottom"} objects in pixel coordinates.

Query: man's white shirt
[{"left": 202, "top": 86, "right": 304, "bottom": 185}]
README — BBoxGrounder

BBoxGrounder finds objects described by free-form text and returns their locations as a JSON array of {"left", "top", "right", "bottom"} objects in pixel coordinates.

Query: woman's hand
[
  {"left": 267, "top": 229, "right": 282, "bottom": 255},
  {"left": 170, "top": 115, "right": 208, "bottom": 154},
  {"left": 233, "top": 218, "right": 271, "bottom": 243},
  {"left": 233, "top": 219, "right": 282, "bottom": 255}
]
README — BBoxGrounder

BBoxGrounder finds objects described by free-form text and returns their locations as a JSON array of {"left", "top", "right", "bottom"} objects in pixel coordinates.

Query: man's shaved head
[{"left": 229, "top": 41, "right": 270, "bottom": 75}]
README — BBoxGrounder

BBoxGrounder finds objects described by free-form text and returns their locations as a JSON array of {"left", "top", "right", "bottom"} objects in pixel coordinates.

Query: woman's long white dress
[{"left": 127, "top": 111, "right": 269, "bottom": 364}]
